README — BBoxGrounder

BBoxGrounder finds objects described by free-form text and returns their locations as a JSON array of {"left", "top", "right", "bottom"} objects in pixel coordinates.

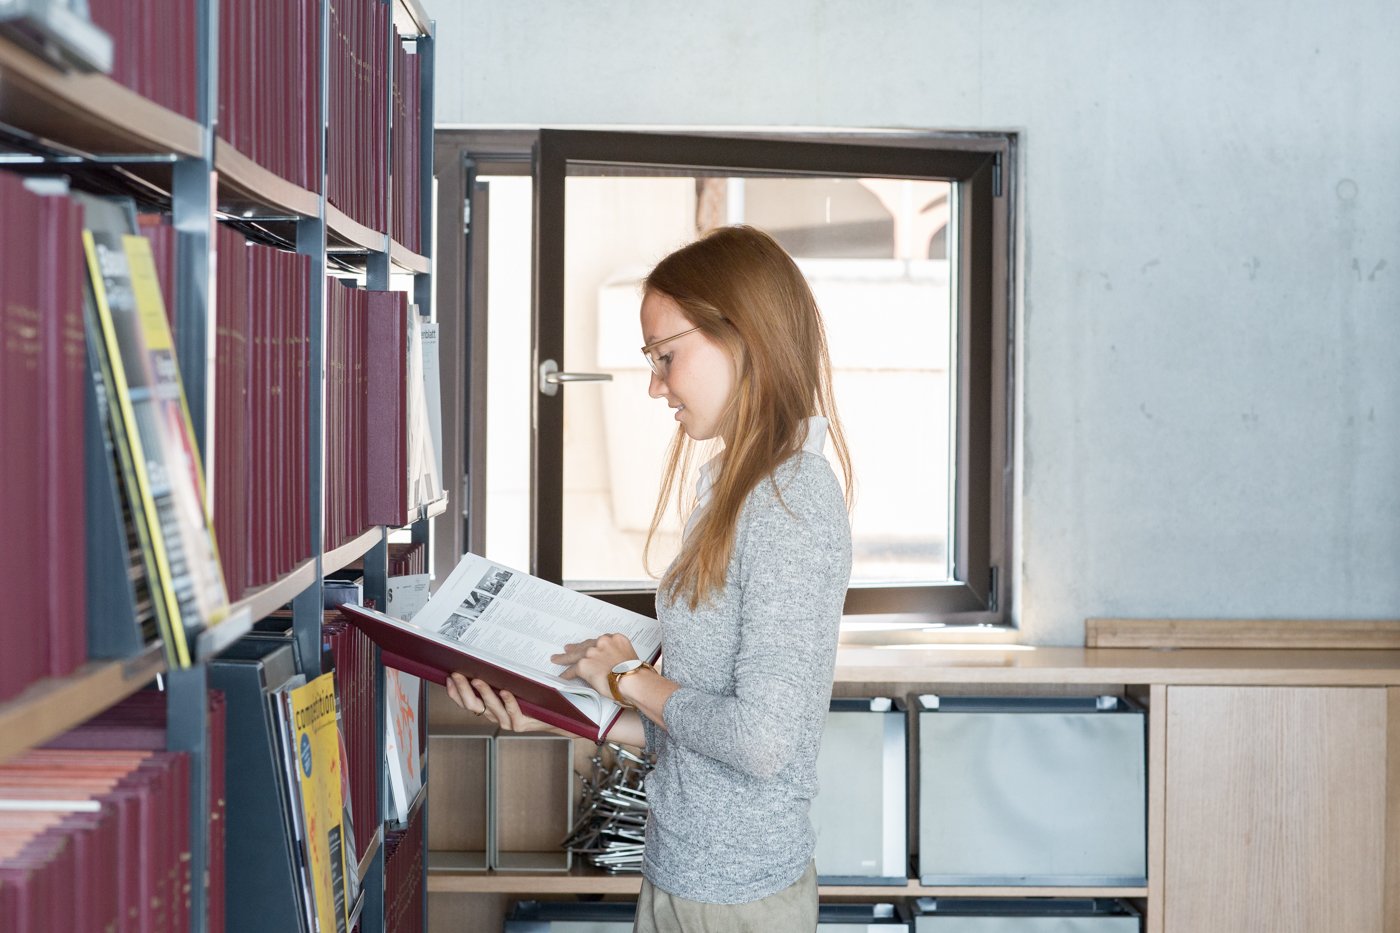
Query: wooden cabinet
[
  {"left": 1164, "top": 686, "right": 1392, "bottom": 933},
  {"left": 428, "top": 647, "right": 1400, "bottom": 931}
]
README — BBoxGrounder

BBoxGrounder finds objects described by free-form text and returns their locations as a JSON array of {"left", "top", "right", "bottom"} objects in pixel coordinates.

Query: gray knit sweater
[{"left": 640, "top": 446, "right": 853, "bottom": 904}]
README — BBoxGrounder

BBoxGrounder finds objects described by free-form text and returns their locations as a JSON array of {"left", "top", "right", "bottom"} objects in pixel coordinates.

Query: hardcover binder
[{"left": 209, "top": 639, "right": 307, "bottom": 933}]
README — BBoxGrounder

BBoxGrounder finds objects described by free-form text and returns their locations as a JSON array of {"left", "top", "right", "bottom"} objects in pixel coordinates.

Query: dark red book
[
  {"left": 1, "top": 174, "right": 48, "bottom": 699},
  {"left": 364, "top": 290, "right": 408, "bottom": 527},
  {"left": 42, "top": 195, "right": 87, "bottom": 679}
]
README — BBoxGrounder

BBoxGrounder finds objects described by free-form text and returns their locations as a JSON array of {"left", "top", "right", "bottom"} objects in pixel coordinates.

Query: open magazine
[{"left": 338, "top": 554, "right": 662, "bottom": 741}]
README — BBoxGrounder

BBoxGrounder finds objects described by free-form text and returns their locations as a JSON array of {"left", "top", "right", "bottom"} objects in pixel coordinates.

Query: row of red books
[
  {"left": 137, "top": 223, "right": 418, "bottom": 586},
  {"left": 328, "top": 0, "right": 391, "bottom": 235},
  {"left": 383, "top": 798, "right": 424, "bottom": 933},
  {"left": 388, "top": 541, "right": 426, "bottom": 577},
  {"left": 214, "top": 226, "right": 313, "bottom": 599},
  {"left": 1, "top": 689, "right": 227, "bottom": 933},
  {"left": 88, "top": 0, "right": 198, "bottom": 121},
  {"left": 218, "top": 0, "right": 321, "bottom": 193},
  {"left": 0, "top": 173, "right": 87, "bottom": 701},
  {"left": 322, "top": 612, "right": 378, "bottom": 868},
  {"left": 390, "top": 34, "right": 424, "bottom": 255},
  {"left": 69, "top": 1, "right": 423, "bottom": 247}
]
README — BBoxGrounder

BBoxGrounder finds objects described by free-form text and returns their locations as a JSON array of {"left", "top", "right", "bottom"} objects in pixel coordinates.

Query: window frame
[{"left": 436, "top": 127, "right": 1016, "bottom": 627}]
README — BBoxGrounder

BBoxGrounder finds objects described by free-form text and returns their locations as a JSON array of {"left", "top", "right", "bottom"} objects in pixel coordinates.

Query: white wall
[{"left": 430, "top": 0, "right": 1400, "bottom": 645}]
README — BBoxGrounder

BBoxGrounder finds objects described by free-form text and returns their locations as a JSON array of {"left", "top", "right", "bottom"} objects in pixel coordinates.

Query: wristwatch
[{"left": 608, "top": 659, "right": 655, "bottom": 707}]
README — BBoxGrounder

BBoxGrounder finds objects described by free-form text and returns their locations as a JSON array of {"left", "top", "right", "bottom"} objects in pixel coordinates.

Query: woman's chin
[{"left": 681, "top": 423, "right": 715, "bottom": 442}]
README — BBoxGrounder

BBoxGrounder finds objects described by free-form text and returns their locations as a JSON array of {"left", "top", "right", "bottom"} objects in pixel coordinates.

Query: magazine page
[
  {"left": 271, "top": 677, "right": 316, "bottom": 933},
  {"left": 384, "top": 667, "right": 423, "bottom": 823},
  {"left": 78, "top": 196, "right": 230, "bottom": 667},
  {"left": 386, "top": 573, "right": 430, "bottom": 621},
  {"left": 413, "top": 554, "right": 662, "bottom": 681},
  {"left": 286, "top": 672, "right": 351, "bottom": 933},
  {"left": 358, "top": 599, "right": 593, "bottom": 694},
  {"left": 419, "top": 321, "right": 443, "bottom": 482}
]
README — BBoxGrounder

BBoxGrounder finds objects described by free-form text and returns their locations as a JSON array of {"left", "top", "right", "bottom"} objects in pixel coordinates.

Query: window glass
[{"left": 554, "top": 174, "right": 955, "bottom": 589}]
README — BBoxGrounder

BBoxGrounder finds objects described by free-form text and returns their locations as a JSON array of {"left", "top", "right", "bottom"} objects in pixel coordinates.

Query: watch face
[{"left": 612, "top": 659, "right": 644, "bottom": 675}]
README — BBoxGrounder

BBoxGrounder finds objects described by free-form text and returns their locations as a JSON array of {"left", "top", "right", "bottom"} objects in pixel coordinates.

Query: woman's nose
[{"left": 648, "top": 369, "right": 666, "bottom": 399}]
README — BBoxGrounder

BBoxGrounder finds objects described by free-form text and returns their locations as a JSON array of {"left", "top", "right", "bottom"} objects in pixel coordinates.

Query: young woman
[{"left": 446, "top": 224, "right": 853, "bottom": 932}]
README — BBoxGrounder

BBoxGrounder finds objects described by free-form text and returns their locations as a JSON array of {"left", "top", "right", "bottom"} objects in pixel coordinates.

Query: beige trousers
[{"left": 633, "top": 861, "right": 818, "bottom": 933}]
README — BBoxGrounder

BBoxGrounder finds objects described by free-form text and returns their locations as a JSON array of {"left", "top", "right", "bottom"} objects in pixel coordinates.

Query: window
[{"left": 439, "top": 130, "right": 1014, "bottom": 625}]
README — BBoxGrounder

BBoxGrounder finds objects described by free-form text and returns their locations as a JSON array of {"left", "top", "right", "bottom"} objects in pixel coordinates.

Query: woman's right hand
[{"left": 444, "top": 673, "right": 572, "bottom": 738}]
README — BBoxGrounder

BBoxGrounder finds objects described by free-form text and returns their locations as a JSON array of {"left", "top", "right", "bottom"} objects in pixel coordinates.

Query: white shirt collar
[{"left": 687, "top": 416, "right": 829, "bottom": 540}]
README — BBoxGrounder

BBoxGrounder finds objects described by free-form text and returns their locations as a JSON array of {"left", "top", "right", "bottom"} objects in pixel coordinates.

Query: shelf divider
[
  {"left": 325, "top": 527, "right": 389, "bottom": 577},
  {"left": 389, "top": 238, "right": 430, "bottom": 274},
  {"left": 215, "top": 138, "right": 322, "bottom": 220},
  {"left": 327, "top": 202, "right": 388, "bottom": 254}
]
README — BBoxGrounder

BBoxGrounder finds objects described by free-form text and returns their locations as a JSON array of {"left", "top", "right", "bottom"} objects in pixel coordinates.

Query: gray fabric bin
[
  {"left": 918, "top": 695, "right": 1146, "bottom": 886},
  {"left": 813, "top": 697, "right": 908, "bottom": 884}
]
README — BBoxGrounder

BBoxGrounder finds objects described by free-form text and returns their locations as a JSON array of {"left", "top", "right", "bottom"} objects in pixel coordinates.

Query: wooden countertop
[{"left": 834, "top": 645, "right": 1400, "bottom": 686}]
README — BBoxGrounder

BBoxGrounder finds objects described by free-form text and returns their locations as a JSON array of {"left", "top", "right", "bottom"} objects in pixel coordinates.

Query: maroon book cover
[
  {"left": 364, "top": 290, "right": 408, "bottom": 527},
  {"left": 326, "top": 282, "right": 340, "bottom": 549},
  {"left": 292, "top": 254, "right": 308, "bottom": 568},
  {"left": 42, "top": 196, "right": 87, "bottom": 678},
  {"left": 272, "top": 249, "right": 287, "bottom": 579},
  {"left": 229, "top": 226, "right": 253, "bottom": 598},
  {"left": 213, "top": 226, "right": 231, "bottom": 598},
  {"left": 214, "top": 226, "right": 246, "bottom": 599},
  {"left": 1, "top": 175, "right": 47, "bottom": 698},
  {"left": 255, "top": 246, "right": 272, "bottom": 586}
]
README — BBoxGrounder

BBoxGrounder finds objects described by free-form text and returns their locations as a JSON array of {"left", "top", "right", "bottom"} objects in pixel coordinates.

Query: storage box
[
  {"left": 426, "top": 729, "right": 493, "bottom": 872},
  {"left": 813, "top": 697, "right": 907, "bottom": 884},
  {"left": 917, "top": 695, "right": 1146, "bottom": 886},
  {"left": 913, "top": 897, "right": 1141, "bottom": 931},
  {"left": 493, "top": 734, "right": 574, "bottom": 872}
]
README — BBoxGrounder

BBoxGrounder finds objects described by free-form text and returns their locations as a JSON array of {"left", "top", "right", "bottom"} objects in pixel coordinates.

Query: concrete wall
[{"left": 430, "top": 0, "right": 1400, "bottom": 645}]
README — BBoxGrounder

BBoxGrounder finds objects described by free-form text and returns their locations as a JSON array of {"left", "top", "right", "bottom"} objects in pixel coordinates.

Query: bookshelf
[
  {"left": 0, "top": 0, "right": 436, "bottom": 930},
  {"left": 214, "top": 137, "right": 322, "bottom": 220}
]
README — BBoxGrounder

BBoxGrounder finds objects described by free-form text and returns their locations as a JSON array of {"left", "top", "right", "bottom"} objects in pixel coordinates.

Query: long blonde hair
[{"left": 644, "top": 225, "right": 853, "bottom": 610}]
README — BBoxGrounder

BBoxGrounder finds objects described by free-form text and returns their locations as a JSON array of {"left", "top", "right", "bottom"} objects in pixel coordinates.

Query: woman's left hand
[{"left": 551, "top": 633, "right": 638, "bottom": 697}]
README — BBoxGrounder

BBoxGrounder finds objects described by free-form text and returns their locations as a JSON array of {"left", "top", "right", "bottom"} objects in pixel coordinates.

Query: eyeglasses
[{"left": 640, "top": 325, "right": 702, "bottom": 378}]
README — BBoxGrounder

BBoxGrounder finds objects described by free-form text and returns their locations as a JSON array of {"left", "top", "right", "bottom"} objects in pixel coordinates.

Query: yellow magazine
[
  {"left": 81, "top": 208, "right": 229, "bottom": 667},
  {"left": 288, "top": 673, "right": 351, "bottom": 933}
]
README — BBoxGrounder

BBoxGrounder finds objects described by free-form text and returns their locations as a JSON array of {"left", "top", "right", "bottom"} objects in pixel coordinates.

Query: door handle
[{"left": 538, "top": 358, "right": 614, "bottom": 397}]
